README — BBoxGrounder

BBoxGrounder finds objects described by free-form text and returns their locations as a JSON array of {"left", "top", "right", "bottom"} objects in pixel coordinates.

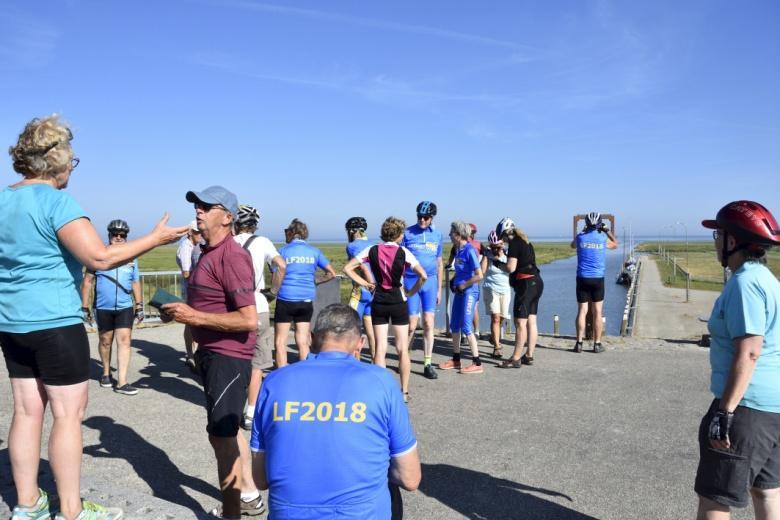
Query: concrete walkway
[
  {"left": 0, "top": 323, "right": 757, "bottom": 519},
  {"left": 633, "top": 256, "right": 718, "bottom": 340}
]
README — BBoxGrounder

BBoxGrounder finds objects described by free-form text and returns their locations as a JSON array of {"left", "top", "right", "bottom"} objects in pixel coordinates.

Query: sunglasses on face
[
  {"left": 110, "top": 233, "right": 127, "bottom": 239},
  {"left": 418, "top": 215, "right": 432, "bottom": 221},
  {"left": 194, "top": 202, "right": 226, "bottom": 212},
  {"left": 712, "top": 230, "right": 722, "bottom": 240}
]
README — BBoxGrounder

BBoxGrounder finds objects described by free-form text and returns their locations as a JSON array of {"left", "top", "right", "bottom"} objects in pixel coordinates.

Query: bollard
[{"left": 553, "top": 315, "right": 559, "bottom": 336}]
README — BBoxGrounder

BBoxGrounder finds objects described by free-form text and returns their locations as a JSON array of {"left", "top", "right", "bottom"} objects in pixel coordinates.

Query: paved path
[
  {"left": 634, "top": 256, "right": 718, "bottom": 340},
  {"left": 1, "top": 324, "right": 755, "bottom": 519}
]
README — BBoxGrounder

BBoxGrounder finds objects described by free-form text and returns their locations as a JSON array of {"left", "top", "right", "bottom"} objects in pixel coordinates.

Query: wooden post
[
  {"left": 620, "top": 313, "right": 628, "bottom": 336},
  {"left": 672, "top": 258, "right": 677, "bottom": 283}
]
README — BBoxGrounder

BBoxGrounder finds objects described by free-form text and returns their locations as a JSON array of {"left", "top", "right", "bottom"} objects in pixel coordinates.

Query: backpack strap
[
  {"left": 95, "top": 272, "right": 132, "bottom": 294},
  {"left": 242, "top": 235, "right": 259, "bottom": 290}
]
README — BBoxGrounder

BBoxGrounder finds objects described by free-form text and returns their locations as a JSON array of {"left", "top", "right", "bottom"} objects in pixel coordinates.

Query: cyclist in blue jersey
[
  {"left": 402, "top": 200, "right": 443, "bottom": 380},
  {"left": 439, "top": 221, "right": 484, "bottom": 374},
  {"left": 345, "top": 216, "right": 376, "bottom": 359},
  {"left": 80, "top": 219, "right": 144, "bottom": 395},
  {"left": 274, "top": 218, "right": 337, "bottom": 367},
  {"left": 570, "top": 212, "right": 617, "bottom": 353},
  {"left": 250, "top": 304, "right": 420, "bottom": 520}
]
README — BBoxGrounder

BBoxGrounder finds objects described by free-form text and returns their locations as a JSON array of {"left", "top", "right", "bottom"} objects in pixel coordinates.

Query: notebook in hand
[{"left": 149, "top": 288, "right": 183, "bottom": 310}]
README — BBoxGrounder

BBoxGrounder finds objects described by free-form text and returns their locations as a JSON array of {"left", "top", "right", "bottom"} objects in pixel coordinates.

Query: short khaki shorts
[
  {"left": 484, "top": 289, "right": 511, "bottom": 319},
  {"left": 252, "top": 312, "right": 274, "bottom": 370}
]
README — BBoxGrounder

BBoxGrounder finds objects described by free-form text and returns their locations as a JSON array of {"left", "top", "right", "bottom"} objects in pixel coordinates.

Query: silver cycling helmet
[{"left": 237, "top": 204, "right": 260, "bottom": 226}]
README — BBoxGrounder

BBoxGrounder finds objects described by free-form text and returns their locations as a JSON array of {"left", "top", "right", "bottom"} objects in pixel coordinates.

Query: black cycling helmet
[
  {"left": 416, "top": 200, "right": 437, "bottom": 217},
  {"left": 237, "top": 204, "right": 260, "bottom": 226},
  {"left": 107, "top": 219, "right": 129, "bottom": 234},
  {"left": 345, "top": 216, "right": 367, "bottom": 231}
]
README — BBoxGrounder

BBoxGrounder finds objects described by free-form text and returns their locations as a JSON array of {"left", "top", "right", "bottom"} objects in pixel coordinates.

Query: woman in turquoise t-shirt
[
  {"left": 696, "top": 200, "right": 780, "bottom": 519},
  {"left": 0, "top": 115, "right": 187, "bottom": 520}
]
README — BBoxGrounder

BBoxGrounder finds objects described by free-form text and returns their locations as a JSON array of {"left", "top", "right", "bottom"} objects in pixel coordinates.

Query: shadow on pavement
[
  {"left": 419, "top": 463, "right": 596, "bottom": 519},
  {"left": 132, "top": 339, "right": 206, "bottom": 407},
  {"left": 83, "top": 416, "right": 220, "bottom": 512},
  {"left": 0, "top": 449, "right": 59, "bottom": 513}
]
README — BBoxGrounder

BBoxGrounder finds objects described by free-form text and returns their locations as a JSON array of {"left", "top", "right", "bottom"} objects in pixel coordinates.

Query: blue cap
[{"left": 186, "top": 185, "right": 238, "bottom": 218}]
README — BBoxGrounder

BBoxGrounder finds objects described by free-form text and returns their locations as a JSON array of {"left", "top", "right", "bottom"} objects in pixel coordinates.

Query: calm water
[{"left": 434, "top": 248, "right": 629, "bottom": 336}]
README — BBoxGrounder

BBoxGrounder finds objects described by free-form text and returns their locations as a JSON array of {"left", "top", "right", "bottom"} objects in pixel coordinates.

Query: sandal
[
  {"left": 491, "top": 348, "right": 503, "bottom": 360},
  {"left": 521, "top": 355, "right": 534, "bottom": 366},
  {"left": 497, "top": 358, "right": 522, "bottom": 369}
]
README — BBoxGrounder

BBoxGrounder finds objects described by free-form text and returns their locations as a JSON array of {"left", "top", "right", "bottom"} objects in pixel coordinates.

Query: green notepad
[{"left": 149, "top": 288, "right": 183, "bottom": 310}]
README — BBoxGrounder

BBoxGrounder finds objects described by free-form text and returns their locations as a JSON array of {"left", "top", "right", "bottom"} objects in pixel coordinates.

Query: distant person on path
[
  {"left": 570, "top": 212, "right": 617, "bottom": 354},
  {"left": 344, "top": 217, "right": 427, "bottom": 401},
  {"left": 176, "top": 220, "right": 202, "bottom": 371},
  {"left": 0, "top": 115, "right": 186, "bottom": 520},
  {"left": 160, "top": 186, "right": 263, "bottom": 519},
  {"left": 274, "top": 218, "right": 337, "bottom": 367},
  {"left": 439, "top": 221, "right": 484, "bottom": 374},
  {"left": 250, "top": 304, "right": 421, "bottom": 519},
  {"left": 233, "top": 204, "right": 286, "bottom": 431},
  {"left": 480, "top": 230, "right": 511, "bottom": 359},
  {"left": 80, "top": 219, "right": 144, "bottom": 396},
  {"left": 696, "top": 200, "right": 780, "bottom": 520},
  {"left": 495, "top": 218, "right": 544, "bottom": 368},
  {"left": 345, "top": 216, "right": 377, "bottom": 359},
  {"left": 402, "top": 200, "right": 443, "bottom": 380}
]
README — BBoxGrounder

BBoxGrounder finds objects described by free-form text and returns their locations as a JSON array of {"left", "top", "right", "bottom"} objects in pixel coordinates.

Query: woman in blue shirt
[
  {"left": 0, "top": 116, "right": 186, "bottom": 520},
  {"left": 274, "top": 219, "right": 337, "bottom": 367},
  {"left": 696, "top": 200, "right": 780, "bottom": 519}
]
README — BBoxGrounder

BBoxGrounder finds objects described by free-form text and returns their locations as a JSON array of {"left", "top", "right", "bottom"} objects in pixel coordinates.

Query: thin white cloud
[{"left": 213, "top": 0, "right": 527, "bottom": 50}]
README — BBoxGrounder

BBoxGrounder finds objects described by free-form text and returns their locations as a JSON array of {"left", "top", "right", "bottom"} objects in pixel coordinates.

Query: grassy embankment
[
  {"left": 139, "top": 242, "right": 575, "bottom": 305},
  {"left": 636, "top": 242, "right": 780, "bottom": 291}
]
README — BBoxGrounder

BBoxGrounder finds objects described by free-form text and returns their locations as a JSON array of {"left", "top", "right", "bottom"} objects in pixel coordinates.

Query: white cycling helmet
[
  {"left": 495, "top": 217, "right": 515, "bottom": 238},
  {"left": 585, "top": 212, "right": 602, "bottom": 228},
  {"left": 237, "top": 204, "right": 260, "bottom": 226}
]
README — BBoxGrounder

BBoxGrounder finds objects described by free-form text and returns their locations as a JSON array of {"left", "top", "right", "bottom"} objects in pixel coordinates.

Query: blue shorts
[
  {"left": 450, "top": 291, "right": 479, "bottom": 335},
  {"left": 349, "top": 286, "right": 372, "bottom": 318},
  {"left": 405, "top": 275, "right": 438, "bottom": 316}
]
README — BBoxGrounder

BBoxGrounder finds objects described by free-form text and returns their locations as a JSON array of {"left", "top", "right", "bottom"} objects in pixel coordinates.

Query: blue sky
[{"left": 1, "top": 0, "right": 778, "bottom": 241}]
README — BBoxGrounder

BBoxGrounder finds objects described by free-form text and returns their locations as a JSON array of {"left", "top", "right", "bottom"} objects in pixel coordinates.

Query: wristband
[{"left": 81, "top": 307, "right": 90, "bottom": 312}]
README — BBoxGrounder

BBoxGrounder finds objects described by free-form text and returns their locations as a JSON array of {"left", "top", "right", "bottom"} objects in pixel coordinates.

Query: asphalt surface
[
  {"left": 634, "top": 257, "right": 718, "bottom": 340},
  {"left": 0, "top": 324, "right": 756, "bottom": 519}
]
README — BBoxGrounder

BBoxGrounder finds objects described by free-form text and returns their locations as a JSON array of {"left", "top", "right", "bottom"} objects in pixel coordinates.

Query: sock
[
  {"left": 424, "top": 356, "right": 432, "bottom": 367},
  {"left": 453, "top": 353, "right": 461, "bottom": 362},
  {"left": 472, "top": 355, "right": 481, "bottom": 366},
  {"left": 245, "top": 406, "right": 255, "bottom": 419},
  {"left": 241, "top": 489, "right": 260, "bottom": 502}
]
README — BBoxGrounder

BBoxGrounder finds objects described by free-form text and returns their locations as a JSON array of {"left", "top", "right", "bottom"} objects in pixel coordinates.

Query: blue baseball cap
[{"left": 186, "top": 185, "right": 238, "bottom": 218}]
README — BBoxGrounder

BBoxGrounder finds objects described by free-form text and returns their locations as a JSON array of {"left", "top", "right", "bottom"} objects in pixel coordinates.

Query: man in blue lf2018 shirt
[
  {"left": 402, "top": 200, "right": 444, "bottom": 380},
  {"left": 570, "top": 212, "right": 617, "bottom": 354},
  {"left": 251, "top": 304, "right": 421, "bottom": 519}
]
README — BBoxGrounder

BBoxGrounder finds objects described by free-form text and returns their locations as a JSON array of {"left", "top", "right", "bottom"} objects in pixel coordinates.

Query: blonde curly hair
[
  {"left": 380, "top": 217, "right": 406, "bottom": 242},
  {"left": 8, "top": 115, "right": 74, "bottom": 179}
]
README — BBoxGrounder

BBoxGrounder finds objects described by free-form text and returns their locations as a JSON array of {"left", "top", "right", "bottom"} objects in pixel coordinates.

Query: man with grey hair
[
  {"left": 161, "top": 185, "right": 263, "bottom": 519},
  {"left": 250, "top": 303, "right": 421, "bottom": 519},
  {"left": 176, "top": 219, "right": 202, "bottom": 370}
]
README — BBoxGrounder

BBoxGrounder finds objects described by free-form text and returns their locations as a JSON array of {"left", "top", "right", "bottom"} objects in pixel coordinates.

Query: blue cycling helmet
[{"left": 416, "top": 201, "right": 437, "bottom": 217}]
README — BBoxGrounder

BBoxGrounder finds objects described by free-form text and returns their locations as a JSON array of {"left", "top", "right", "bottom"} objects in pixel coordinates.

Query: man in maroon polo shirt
[{"left": 161, "top": 185, "right": 263, "bottom": 519}]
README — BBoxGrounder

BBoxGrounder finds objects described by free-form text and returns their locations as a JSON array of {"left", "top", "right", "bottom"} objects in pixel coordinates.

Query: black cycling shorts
[
  {"left": 195, "top": 349, "right": 251, "bottom": 438},
  {"left": 513, "top": 276, "right": 543, "bottom": 319},
  {"left": 274, "top": 300, "right": 314, "bottom": 324},
  {"left": 372, "top": 302, "right": 409, "bottom": 326},
  {"left": 95, "top": 307, "right": 134, "bottom": 332},
  {"left": 0, "top": 323, "right": 90, "bottom": 385},
  {"left": 576, "top": 277, "right": 605, "bottom": 303},
  {"left": 695, "top": 399, "right": 780, "bottom": 508}
]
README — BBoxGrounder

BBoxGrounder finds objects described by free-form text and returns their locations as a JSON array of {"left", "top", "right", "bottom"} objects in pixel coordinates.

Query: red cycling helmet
[
  {"left": 702, "top": 200, "right": 780, "bottom": 266},
  {"left": 469, "top": 223, "right": 477, "bottom": 235}
]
